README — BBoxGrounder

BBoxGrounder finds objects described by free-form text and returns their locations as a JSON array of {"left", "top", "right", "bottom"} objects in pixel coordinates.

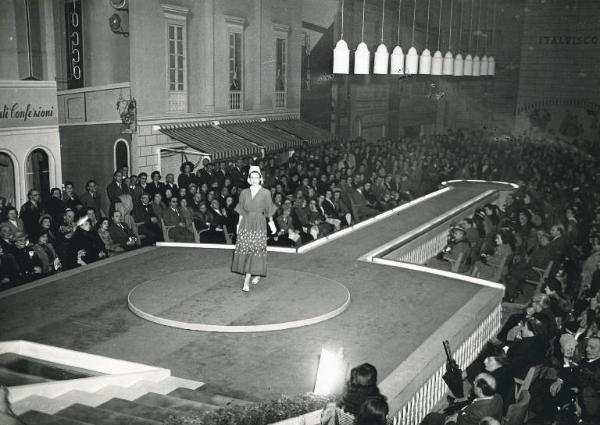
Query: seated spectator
[
  {"left": 0, "top": 224, "right": 15, "bottom": 256},
  {"left": 85, "top": 207, "right": 99, "bottom": 228},
  {"left": 223, "top": 195, "right": 239, "bottom": 236},
  {"left": 420, "top": 373, "right": 502, "bottom": 425},
  {"left": 38, "top": 214, "right": 59, "bottom": 247},
  {"left": 133, "top": 193, "right": 161, "bottom": 245},
  {"left": 115, "top": 193, "right": 135, "bottom": 230},
  {"left": 427, "top": 225, "right": 471, "bottom": 272},
  {"left": 108, "top": 211, "right": 139, "bottom": 250},
  {"left": 472, "top": 230, "right": 515, "bottom": 282},
  {"left": 32, "top": 231, "right": 60, "bottom": 275},
  {"left": 69, "top": 217, "right": 107, "bottom": 267},
  {"left": 97, "top": 218, "right": 124, "bottom": 255},
  {"left": 0, "top": 244, "right": 19, "bottom": 287},
  {"left": 505, "top": 230, "right": 555, "bottom": 301},
  {"left": 57, "top": 209, "right": 77, "bottom": 242},
  {"left": 162, "top": 197, "right": 195, "bottom": 243},
  {"left": 12, "top": 232, "right": 43, "bottom": 283},
  {"left": 180, "top": 198, "right": 195, "bottom": 233},
  {"left": 151, "top": 193, "right": 165, "bottom": 220}
]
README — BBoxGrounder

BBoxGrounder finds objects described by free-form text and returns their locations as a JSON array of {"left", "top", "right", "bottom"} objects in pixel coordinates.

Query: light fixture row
[{"left": 333, "top": 0, "right": 496, "bottom": 77}]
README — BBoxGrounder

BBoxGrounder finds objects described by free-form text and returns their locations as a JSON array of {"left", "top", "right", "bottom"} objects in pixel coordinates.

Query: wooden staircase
[{"left": 13, "top": 376, "right": 254, "bottom": 425}]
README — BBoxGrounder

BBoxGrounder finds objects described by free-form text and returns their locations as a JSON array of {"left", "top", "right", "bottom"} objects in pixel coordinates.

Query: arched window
[
  {"left": 26, "top": 149, "right": 50, "bottom": 203},
  {"left": 0, "top": 152, "right": 16, "bottom": 207},
  {"left": 114, "top": 139, "right": 130, "bottom": 172}
]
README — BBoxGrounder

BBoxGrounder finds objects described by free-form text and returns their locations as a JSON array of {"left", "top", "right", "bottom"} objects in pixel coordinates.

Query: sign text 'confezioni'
[
  {"left": 0, "top": 103, "right": 55, "bottom": 121},
  {"left": 538, "top": 35, "right": 599, "bottom": 45}
]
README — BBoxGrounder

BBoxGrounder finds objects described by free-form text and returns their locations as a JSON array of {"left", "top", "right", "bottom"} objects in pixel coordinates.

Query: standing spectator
[
  {"left": 80, "top": 180, "right": 106, "bottom": 218},
  {"left": 45, "top": 188, "right": 66, "bottom": 224},
  {"left": 164, "top": 173, "right": 178, "bottom": 195},
  {"left": 147, "top": 171, "right": 165, "bottom": 199},
  {"left": 178, "top": 161, "right": 195, "bottom": 189},
  {"left": 62, "top": 181, "right": 80, "bottom": 211},
  {"left": 0, "top": 197, "right": 8, "bottom": 223},
  {"left": 106, "top": 171, "right": 128, "bottom": 213},
  {"left": 2, "top": 207, "right": 24, "bottom": 235},
  {"left": 19, "top": 189, "right": 42, "bottom": 240},
  {"left": 127, "top": 175, "right": 143, "bottom": 205}
]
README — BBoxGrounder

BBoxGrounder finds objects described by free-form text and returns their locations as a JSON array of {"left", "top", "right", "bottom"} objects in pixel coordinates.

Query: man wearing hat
[{"left": 427, "top": 225, "right": 471, "bottom": 272}]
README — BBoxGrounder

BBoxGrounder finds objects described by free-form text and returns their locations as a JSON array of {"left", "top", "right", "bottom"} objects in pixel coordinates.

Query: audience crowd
[{"left": 1, "top": 127, "right": 600, "bottom": 424}]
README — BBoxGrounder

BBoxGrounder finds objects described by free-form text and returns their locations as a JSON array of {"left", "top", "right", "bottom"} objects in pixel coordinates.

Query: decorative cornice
[
  {"left": 224, "top": 15, "right": 247, "bottom": 27},
  {"left": 272, "top": 23, "right": 290, "bottom": 34},
  {"left": 161, "top": 3, "right": 189, "bottom": 20}
]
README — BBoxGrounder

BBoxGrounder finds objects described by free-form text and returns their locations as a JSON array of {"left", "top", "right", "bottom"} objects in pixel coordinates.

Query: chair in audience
[
  {"left": 503, "top": 389, "right": 530, "bottom": 425},
  {"left": 447, "top": 252, "right": 465, "bottom": 273},
  {"left": 525, "top": 261, "right": 553, "bottom": 294},
  {"left": 513, "top": 366, "right": 538, "bottom": 399},
  {"left": 223, "top": 224, "right": 233, "bottom": 245},
  {"left": 191, "top": 221, "right": 200, "bottom": 243},
  {"left": 160, "top": 217, "right": 175, "bottom": 242}
]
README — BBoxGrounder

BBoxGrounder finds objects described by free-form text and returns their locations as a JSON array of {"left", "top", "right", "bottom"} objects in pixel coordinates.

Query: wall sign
[
  {"left": 65, "top": 0, "right": 84, "bottom": 89},
  {"left": 538, "top": 35, "right": 599, "bottom": 45},
  {"left": 0, "top": 103, "right": 55, "bottom": 121}
]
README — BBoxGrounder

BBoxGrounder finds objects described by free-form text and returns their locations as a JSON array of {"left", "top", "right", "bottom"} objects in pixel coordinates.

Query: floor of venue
[{"left": 0, "top": 182, "right": 504, "bottom": 400}]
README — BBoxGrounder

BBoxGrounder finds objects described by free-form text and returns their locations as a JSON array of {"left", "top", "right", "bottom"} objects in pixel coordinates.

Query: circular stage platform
[{"left": 127, "top": 267, "right": 351, "bottom": 332}]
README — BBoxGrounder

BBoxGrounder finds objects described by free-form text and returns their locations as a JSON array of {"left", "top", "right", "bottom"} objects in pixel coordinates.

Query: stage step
[
  {"left": 98, "top": 398, "right": 182, "bottom": 423},
  {"left": 57, "top": 389, "right": 113, "bottom": 407},
  {"left": 169, "top": 387, "right": 253, "bottom": 407},
  {"left": 157, "top": 375, "right": 204, "bottom": 390},
  {"left": 134, "top": 392, "right": 220, "bottom": 415},
  {"left": 56, "top": 403, "right": 162, "bottom": 425},
  {"left": 19, "top": 410, "right": 92, "bottom": 425},
  {"left": 11, "top": 395, "right": 73, "bottom": 415}
]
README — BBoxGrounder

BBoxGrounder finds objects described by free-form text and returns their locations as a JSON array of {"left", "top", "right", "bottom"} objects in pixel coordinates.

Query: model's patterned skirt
[{"left": 231, "top": 228, "right": 268, "bottom": 276}]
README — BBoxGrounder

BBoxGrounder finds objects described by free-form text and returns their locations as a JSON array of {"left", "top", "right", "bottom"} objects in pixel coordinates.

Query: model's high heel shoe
[
  {"left": 251, "top": 276, "right": 260, "bottom": 285},
  {"left": 242, "top": 282, "right": 250, "bottom": 292}
]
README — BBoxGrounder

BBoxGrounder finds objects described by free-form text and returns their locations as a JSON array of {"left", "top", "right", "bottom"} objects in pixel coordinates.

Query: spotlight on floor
[{"left": 313, "top": 346, "right": 347, "bottom": 395}]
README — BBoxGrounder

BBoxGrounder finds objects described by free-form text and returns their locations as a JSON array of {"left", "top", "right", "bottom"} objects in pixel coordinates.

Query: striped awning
[
  {"left": 159, "top": 123, "right": 262, "bottom": 161},
  {"left": 269, "top": 119, "right": 335, "bottom": 145},
  {"left": 222, "top": 122, "right": 305, "bottom": 153}
]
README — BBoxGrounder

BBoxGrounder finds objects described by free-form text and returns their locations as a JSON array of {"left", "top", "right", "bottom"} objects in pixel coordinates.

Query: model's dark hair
[
  {"left": 356, "top": 396, "right": 388, "bottom": 425},
  {"left": 349, "top": 363, "right": 378, "bottom": 388}
]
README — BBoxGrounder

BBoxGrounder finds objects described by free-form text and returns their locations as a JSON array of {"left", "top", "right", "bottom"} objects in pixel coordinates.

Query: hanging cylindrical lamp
[
  {"left": 354, "top": 0, "right": 370, "bottom": 74},
  {"left": 390, "top": 0, "right": 404, "bottom": 75},
  {"left": 487, "top": 0, "right": 496, "bottom": 76},
  {"left": 374, "top": 0, "right": 390, "bottom": 74},
  {"left": 431, "top": 0, "right": 444, "bottom": 75},
  {"left": 480, "top": 0, "right": 489, "bottom": 75},
  {"left": 405, "top": 0, "right": 419, "bottom": 74},
  {"left": 442, "top": 0, "right": 454, "bottom": 75},
  {"left": 333, "top": 0, "right": 350, "bottom": 74},
  {"left": 472, "top": 0, "right": 481, "bottom": 76},
  {"left": 419, "top": 0, "right": 433, "bottom": 74},
  {"left": 453, "top": 0, "right": 464, "bottom": 76},
  {"left": 463, "top": 0, "right": 474, "bottom": 76}
]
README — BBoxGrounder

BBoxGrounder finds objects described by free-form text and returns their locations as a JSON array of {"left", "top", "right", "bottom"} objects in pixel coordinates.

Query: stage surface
[{"left": 0, "top": 182, "right": 505, "bottom": 400}]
